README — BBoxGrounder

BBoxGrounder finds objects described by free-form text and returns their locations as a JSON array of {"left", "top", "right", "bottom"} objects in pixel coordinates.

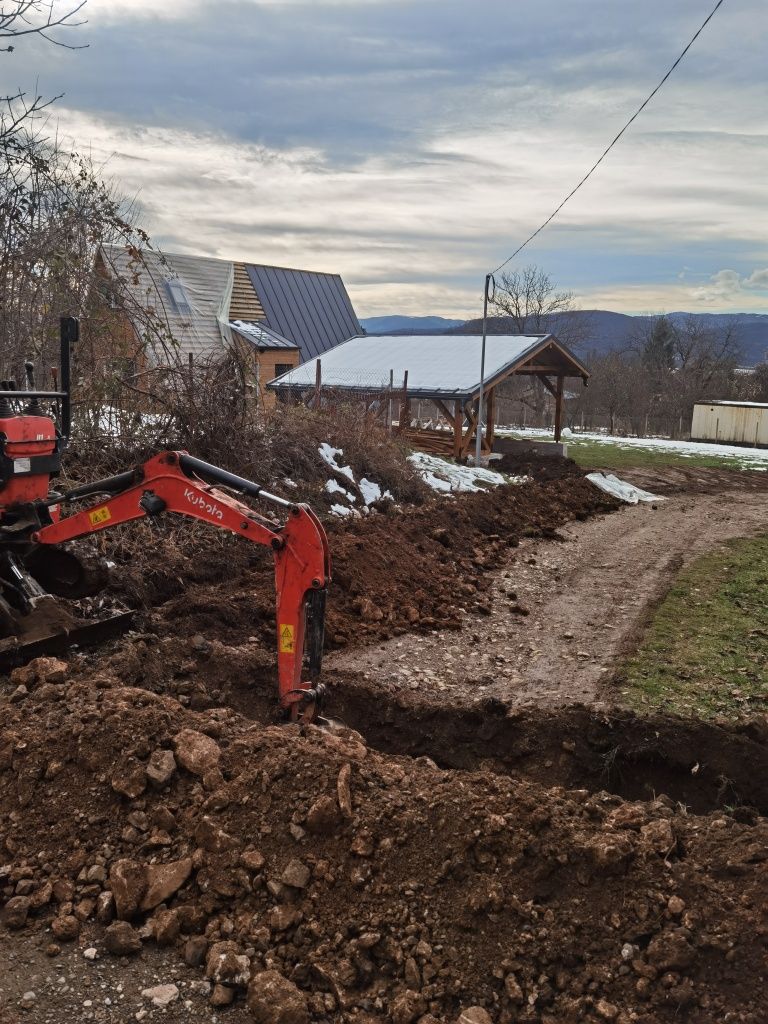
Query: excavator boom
[{"left": 0, "top": 320, "right": 332, "bottom": 722}]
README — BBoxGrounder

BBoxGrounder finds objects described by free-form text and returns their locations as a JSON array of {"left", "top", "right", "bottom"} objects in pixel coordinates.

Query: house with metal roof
[
  {"left": 96, "top": 246, "right": 362, "bottom": 396},
  {"left": 268, "top": 333, "right": 590, "bottom": 458}
]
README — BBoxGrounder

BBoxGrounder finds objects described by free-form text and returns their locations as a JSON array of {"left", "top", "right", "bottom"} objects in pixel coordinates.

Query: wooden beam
[
  {"left": 554, "top": 375, "right": 564, "bottom": 442},
  {"left": 434, "top": 398, "right": 455, "bottom": 424},
  {"left": 515, "top": 364, "right": 569, "bottom": 374},
  {"left": 537, "top": 375, "right": 558, "bottom": 398},
  {"left": 459, "top": 401, "right": 478, "bottom": 458},
  {"left": 398, "top": 370, "right": 409, "bottom": 434},
  {"left": 453, "top": 400, "right": 463, "bottom": 462},
  {"left": 485, "top": 386, "right": 496, "bottom": 451}
]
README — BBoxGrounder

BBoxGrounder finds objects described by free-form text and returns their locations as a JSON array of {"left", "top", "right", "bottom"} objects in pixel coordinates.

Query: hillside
[
  {"left": 361, "top": 315, "right": 465, "bottom": 334},
  {"left": 367, "top": 311, "right": 768, "bottom": 364}
]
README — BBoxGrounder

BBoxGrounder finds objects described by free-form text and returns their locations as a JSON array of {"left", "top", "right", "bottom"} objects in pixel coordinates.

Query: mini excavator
[{"left": 0, "top": 318, "right": 330, "bottom": 722}]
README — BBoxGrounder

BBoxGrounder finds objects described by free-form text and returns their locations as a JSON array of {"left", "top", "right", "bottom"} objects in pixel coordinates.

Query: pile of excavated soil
[
  {"left": 1, "top": 662, "right": 767, "bottom": 1023},
  {"left": 496, "top": 450, "right": 583, "bottom": 484},
  {"left": 107, "top": 477, "right": 619, "bottom": 652}
]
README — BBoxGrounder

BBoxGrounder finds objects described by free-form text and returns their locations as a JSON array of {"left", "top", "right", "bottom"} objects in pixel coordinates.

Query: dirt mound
[
  {"left": 496, "top": 449, "right": 583, "bottom": 483},
  {"left": 1, "top": 669, "right": 767, "bottom": 1022},
  {"left": 106, "top": 477, "right": 619, "bottom": 656}
]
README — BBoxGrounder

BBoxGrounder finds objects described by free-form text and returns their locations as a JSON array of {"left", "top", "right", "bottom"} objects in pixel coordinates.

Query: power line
[{"left": 491, "top": 0, "right": 728, "bottom": 276}]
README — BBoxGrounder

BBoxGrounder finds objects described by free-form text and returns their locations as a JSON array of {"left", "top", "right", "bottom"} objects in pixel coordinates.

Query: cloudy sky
[{"left": 12, "top": 0, "right": 768, "bottom": 318}]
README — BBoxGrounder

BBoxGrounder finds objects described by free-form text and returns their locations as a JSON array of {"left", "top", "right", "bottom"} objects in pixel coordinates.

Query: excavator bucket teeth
[{"left": 0, "top": 596, "right": 134, "bottom": 672}]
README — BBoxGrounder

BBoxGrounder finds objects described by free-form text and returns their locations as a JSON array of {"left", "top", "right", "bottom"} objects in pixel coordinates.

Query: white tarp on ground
[
  {"left": 408, "top": 452, "right": 518, "bottom": 493},
  {"left": 587, "top": 472, "right": 663, "bottom": 505}
]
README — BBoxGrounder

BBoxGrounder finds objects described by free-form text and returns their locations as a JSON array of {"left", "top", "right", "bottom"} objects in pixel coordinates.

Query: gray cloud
[{"left": 10, "top": 0, "right": 767, "bottom": 315}]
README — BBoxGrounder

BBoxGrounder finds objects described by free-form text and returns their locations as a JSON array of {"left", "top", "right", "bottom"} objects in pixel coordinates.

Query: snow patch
[
  {"left": 359, "top": 477, "right": 392, "bottom": 506},
  {"left": 318, "top": 443, "right": 355, "bottom": 482},
  {"left": 501, "top": 427, "right": 768, "bottom": 470},
  {"left": 329, "top": 503, "right": 358, "bottom": 518},
  {"left": 587, "top": 472, "right": 664, "bottom": 505},
  {"left": 325, "top": 478, "right": 356, "bottom": 503}
]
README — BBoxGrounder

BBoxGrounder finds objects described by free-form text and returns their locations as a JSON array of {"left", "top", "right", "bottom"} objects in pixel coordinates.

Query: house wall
[
  {"left": 255, "top": 349, "right": 300, "bottom": 408},
  {"left": 691, "top": 403, "right": 768, "bottom": 447}
]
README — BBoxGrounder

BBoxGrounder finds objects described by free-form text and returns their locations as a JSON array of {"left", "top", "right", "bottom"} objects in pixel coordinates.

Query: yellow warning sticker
[
  {"left": 279, "top": 624, "right": 295, "bottom": 654},
  {"left": 88, "top": 506, "right": 112, "bottom": 527}
]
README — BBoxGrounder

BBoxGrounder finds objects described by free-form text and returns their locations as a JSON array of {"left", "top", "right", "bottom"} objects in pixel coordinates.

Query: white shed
[{"left": 691, "top": 401, "right": 768, "bottom": 447}]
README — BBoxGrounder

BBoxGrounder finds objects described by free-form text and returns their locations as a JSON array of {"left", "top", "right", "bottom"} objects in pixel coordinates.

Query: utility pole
[{"left": 474, "top": 274, "right": 494, "bottom": 466}]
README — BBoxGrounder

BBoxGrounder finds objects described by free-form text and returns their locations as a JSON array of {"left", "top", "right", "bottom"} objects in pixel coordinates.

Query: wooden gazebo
[{"left": 268, "top": 333, "right": 590, "bottom": 460}]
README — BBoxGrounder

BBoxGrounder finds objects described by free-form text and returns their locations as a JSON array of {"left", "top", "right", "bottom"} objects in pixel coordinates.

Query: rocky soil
[
  {"left": 1, "top": 471, "right": 767, "bottom": 1023},
  {"left": 2, "top": 657, "right": 768, "bottom": 1024}
]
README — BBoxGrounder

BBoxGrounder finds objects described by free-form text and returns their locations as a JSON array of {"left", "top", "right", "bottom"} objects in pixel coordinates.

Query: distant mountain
[
  {"left": 453, "top": 310, "right": 768, "bottom": 366},
  {"left": 361, "top": 315, "right": 465, "bottom": 334}
]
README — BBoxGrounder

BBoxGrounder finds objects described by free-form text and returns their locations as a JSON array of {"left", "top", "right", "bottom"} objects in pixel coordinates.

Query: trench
[{"left": 222, "top": 669, "right": 768, "bottom": 819}]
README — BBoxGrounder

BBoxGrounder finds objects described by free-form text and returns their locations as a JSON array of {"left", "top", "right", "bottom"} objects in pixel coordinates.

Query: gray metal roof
[
  {"left": 230, "top": 320, "right": 298, "bottom": 351},
  {"left": 268, "top": 334, "right": 589, "bottom": 398},
  {"left": 245, "top": 264, "right": 361, "bottom": 362},
  {"left": 101, "top": 244, "right": 234, "bottom": 360}
]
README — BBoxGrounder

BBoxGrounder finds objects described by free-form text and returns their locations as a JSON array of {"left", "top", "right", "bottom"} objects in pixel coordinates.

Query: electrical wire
[{"left": 490, "top": 0, "right": 728, "bottom": 276}]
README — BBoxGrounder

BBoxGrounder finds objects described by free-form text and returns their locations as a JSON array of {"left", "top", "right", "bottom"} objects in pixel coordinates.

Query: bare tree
[
  {"left": 0, "top": 0, "right": 86, "bottom": 51},
  {"left": 490, "top": 264, "right": 591, "bottom": 349}
]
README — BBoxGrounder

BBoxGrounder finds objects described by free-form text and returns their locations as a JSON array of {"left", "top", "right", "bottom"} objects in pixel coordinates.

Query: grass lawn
[
  {"left": 499, "top": 429, "right": 768, "bottom": 472},
  {"left": 564, "top": 437, "right": 763, "bottom": 472},
  {"left": 620, "top": 535, "right": 768, "bottom": 719}
]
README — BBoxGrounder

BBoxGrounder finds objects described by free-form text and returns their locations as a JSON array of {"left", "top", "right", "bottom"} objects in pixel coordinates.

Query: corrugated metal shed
[
  {"left": 691, "top": 401, "right": 768, "bottom": 446},
  {"left": 230, "top": 321, "right": 298, "bottom": 351},
  {"left": 268, "top": 334, "right": 589, "bottom": 398},
  {"left": 245, "top": 264, "right": 361, "bottom": 362}
]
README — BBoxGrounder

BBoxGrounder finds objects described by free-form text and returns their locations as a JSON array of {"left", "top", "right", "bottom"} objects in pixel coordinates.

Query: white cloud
[
  {"left": 40, "top": 0, "right": 768, "bottom": 316},
  {"left": 692, "top": 268, "right": 768, "bottom": 303}
]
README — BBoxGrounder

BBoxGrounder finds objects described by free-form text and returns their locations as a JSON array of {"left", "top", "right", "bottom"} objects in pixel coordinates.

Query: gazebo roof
[{"left": 268, "top": 333, "right": 589, "bottom": 399}]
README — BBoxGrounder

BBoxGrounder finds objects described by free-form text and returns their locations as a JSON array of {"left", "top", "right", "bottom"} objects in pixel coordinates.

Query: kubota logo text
[{"left": 184, "top": 488, "right": 224, "bottom": 520}]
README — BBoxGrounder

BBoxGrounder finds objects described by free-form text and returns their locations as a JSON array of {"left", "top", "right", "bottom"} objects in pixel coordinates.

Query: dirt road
[{"left": 329, "top": 481, "right": 768, "bottom": 710}]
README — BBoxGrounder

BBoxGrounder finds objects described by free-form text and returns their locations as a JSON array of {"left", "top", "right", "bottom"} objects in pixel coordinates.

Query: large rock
[
  {"left": 280, "top": 859, "right": 310, "bottom": 889},
  {"left": 104, "top": 920, "right": 142, "bottom": 956},
  {"left": 456, "top": 1009, "right": 493, "bottom": 1024},
  {"left": 305, "top": 795, "right": 342, "bottom": 836},
  {"left": 109, "top": 860, "right": 147, "bottom": 920},
  {"left": 173, "top": 729, "right": 221, "bottom": 776},
  {"left": 140, "top": 858, "right": 193, "bottom": 912},
  {"left": 141, "top": 984, "right": 179, "bottom": 1008},
  {"left": 111, "top": 761, "right": 147, "bottom": 800},
  {"left": 10, "top": 656, "right": 67, "bottom": 688},
  {"left": 206, "top": 940, "right": 251, "bottom": 986},
  {"left": 247, "top": 970, "right": 309, "bottom": 1024},
  {"left": 3, "top": 895, "right": 31, "bottom": 929},
  {"left": 146, "top": 749, "right": 176, "bottom": 788}
]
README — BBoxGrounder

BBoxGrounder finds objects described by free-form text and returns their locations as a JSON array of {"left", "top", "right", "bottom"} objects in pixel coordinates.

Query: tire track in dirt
[{"left": 328, "top": 487, "right": 768, "bottom": 710}]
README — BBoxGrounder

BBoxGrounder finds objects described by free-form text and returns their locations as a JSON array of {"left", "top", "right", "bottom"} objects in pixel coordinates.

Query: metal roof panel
[{"left": 268, "top": 334, "right": 586, "bottom": 395}]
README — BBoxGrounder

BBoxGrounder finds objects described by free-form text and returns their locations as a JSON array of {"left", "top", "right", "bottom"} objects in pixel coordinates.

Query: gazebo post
[
  {"left": 554, "top": 375, "right": 564, "bottom": 443},
  {"left": 485, "top": 386, "right": 496, "bottom": 453},
  {"left": 453, "top": 400, "right": 463, "bottom": 462}
]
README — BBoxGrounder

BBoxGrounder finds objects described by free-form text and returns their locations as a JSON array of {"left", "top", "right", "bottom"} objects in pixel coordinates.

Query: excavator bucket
[
  {"left": 0, "top": 594, "right": 134, "bottom": 672},
  {"left": 0, "top": 551, "right": 134, "bottom": 673}
]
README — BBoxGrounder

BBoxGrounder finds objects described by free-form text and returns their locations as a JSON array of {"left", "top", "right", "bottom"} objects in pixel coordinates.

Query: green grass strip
[{"left": 621, "top": 535, "right": 768, "bottom": 719}]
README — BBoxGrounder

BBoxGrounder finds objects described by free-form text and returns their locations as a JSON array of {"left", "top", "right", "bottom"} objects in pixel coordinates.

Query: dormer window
[{"left": 164, "top": 278, "right": 193, "bottom": 316}]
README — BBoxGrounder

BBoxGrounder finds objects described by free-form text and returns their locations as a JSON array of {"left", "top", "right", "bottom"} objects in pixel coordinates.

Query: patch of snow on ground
[
  {"left": 325, "top": 478, "right": 356, "bottom": 503},
  {"left": 359, "top": 477, "right": 392, "bottom": 506},
  {"left": 318, "top": 443, "right": 355, "bottom": 482},
  {"left": 586, "top": 472, "right": 664, "bottom": 505},
  {"left": 329, "top": 503, "right": 358, "bottom": 517},
  {"left": 499, "top": 427, "right": 768, "bottom": 469},
  {"left": 409, "top": 452, "right": 513, "bottom": 493}
]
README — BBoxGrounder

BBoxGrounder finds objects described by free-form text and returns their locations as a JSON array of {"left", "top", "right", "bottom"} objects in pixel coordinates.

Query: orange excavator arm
[{"left": 32, "top": 451, "right": 331, "bottom": 721}]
